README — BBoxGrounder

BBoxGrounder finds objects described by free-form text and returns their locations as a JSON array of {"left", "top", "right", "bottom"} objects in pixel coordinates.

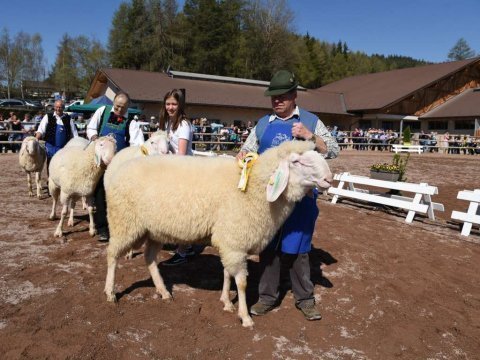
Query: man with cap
[
  {"left": 237, "top": 70, "right": 339, "bottom": 321},
  {"left": 86, "top": 92, "right": 145, "bottom": 241}
]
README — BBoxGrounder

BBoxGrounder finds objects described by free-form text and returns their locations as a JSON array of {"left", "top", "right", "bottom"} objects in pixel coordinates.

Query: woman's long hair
[{"left": 159, "top": 89, "right": 187, "bottom": 131}]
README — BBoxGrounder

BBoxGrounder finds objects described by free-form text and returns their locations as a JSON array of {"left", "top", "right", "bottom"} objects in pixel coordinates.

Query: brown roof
[
  {"left": 102, "top": 68, "right": 349, "bottom": 115},
  {"left": 319, "top": 57, "right": 480, "bottom": 111},
  {"left": 420, "top": 88, "right": 480, "bottom": 118}
]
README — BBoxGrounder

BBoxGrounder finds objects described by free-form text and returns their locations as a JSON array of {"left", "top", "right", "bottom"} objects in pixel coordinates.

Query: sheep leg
[
  {"left": 105, "top": 246, "right": 118, "bottom": 302},
  {"left": 54, "top": 201, "right": 68, "bottom": 237},
  {"left": 234, "top": 269, "right": 254, "bottom": 328},
  {"left": 49, "top": 181, "right": 60, "bottom": 220},
  {"left": 86, "top": 196, "right": 96, "bottom": 236},
  {"left": 27, "top": 172, "right": 33, "bottom": 197},
  {"left": 82, "top": 196, "right": 87, "bottom": 210},
  {"left": 220, "top": 269, "right": 235, "bottom": 312},
  {"left": 35, "top": 171, "right": 42, "bottom": 199},
  {"left": 67, "top": 198, "right": 75, "bottom": 227},
  {"left": 144, "top": 241, "right": 172, "bottom": 300}
]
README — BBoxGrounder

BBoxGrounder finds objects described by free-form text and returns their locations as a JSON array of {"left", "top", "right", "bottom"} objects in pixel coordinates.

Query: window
[
  {"left": 428, "top": 121, "right": 448, "bottom": 130},
  {"left": 403, "top": 121, "right": 421, "bottom": 131},
  {"left": 454, "top": 120, "right": 474, "bottom": 130},
  {"left": 359, "top": 120, "right": 371, "bottom": 130}
]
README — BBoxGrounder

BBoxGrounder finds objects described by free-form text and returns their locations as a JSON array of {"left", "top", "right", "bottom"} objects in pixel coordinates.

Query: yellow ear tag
[
  {"left": 237, "top": 152, "right": 258, "bottom": 191},
  {"left": 140, "top": 145, "right": 149, "bottom": 156}
]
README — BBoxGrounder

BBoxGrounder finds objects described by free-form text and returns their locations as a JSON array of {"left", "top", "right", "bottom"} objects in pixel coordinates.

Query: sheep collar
[{"left": 237, "top": 153, "right": 258, "bottom": 191}]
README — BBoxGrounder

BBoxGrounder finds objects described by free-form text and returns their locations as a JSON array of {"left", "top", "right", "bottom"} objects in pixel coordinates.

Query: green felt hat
[{"left": 264, "top": 70, "right": 298, "bottom": 96}]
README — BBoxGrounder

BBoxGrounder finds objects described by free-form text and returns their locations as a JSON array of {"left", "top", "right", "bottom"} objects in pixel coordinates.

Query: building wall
[{"left": 134, "top": 102, "right": 268, "bottom": 126}]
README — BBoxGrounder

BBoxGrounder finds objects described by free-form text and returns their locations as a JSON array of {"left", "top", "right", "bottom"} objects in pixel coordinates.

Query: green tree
[
  {"left": 447, "top": 38, "right": 475, "bottom": 61},
  {"left": 49, "top": 34, "right": 79, "bottom": 96},
  {"left": 241, "top": 0, "right": 297, "bottom": 80},
  {"left": 0, "top": 28, "right": 46, "bottom": 98},
  {"left": 109, "top": 3, "right": 136, "bottom": 68}
]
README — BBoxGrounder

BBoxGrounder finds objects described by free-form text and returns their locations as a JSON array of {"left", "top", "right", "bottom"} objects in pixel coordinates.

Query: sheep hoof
[
  {"left": 54, "top": 229, "right": 63, "bottom": 237},
  {"left": 124, "top": 250, "right": 134, "bottom": 260},
  {"left": 29, "top": 193, "right": 34, "bottom": 197},
  {"left": 106, "top": 293, "right": 117, "bottom": 302},
  {"left": 89, "top": 228, "right": 97, "bottom": 237},
  {"left": 67, "top": 220, "right": 74, "bottom": 227},
  {"left": 241, "top": 317, "right": 254, "bottom": 328},
  {"left": 222, "top": 303, "right": 235, "bottom": 313},
  {"left": 49, "top": 214, "right": 56, "bottom": 221},
  {"left": 160, "top": 292, "right": 173, "bottom": 300}
]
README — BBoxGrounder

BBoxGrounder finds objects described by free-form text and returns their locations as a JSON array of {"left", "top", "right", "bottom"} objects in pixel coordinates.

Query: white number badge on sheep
[{"left": 104, "top": 140, "right": 332, "bottom": 328}]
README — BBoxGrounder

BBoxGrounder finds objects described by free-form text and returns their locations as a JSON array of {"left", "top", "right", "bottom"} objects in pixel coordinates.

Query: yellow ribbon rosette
[{"left": 237, "top": 152, "right": 258, "bottom": 191}]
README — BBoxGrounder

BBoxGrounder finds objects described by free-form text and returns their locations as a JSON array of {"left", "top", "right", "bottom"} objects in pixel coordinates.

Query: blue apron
[
  {"left": 99, "top": 108, "right": 128, "bottom": 151},
  {"left": 46, "top": 124, "right": 68, "bottom": 159},
  {"left": 259, "top": 120, "right": 319, "bottom": 254}
]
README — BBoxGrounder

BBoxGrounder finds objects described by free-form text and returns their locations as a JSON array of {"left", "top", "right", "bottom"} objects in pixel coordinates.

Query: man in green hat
[{"left": 237, "top": 70, "right": 339, "bottom": 321}]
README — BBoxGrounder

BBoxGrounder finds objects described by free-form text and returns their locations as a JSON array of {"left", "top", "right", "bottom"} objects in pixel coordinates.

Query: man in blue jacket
[{"left": 237, "top": 70, "right": 339, "bottom": 320}]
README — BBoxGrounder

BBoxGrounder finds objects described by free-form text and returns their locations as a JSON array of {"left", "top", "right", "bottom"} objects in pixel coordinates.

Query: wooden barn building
[{"left": 85, "top": 56, "right": 480, "bottom": 135}]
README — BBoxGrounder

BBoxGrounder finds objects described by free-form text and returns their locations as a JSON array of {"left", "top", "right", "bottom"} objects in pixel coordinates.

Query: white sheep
[
  {"left": 104, "top": 130, "right": 170, "bottom": 190},
  {"left": 18, "top": 136, "right": 47, "bottom": 198},
  {"left": 104, "top": 140, "right": 332, "bottom": 327},
  {"left": 48, "top": 135, "right": 117, "bottom": 238},
  {"left": 104, "top": 130, "right": 169, "bottom": 259},
  {"left": 64, "top": 136, "right": 90, "bottom": 148}
]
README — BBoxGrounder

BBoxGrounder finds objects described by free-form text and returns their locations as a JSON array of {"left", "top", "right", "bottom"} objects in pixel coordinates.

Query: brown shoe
[
  {"left": 250, "top": 302, "right": 277, "bottom": 316},
  {"left": 296, "top": 302, "right": 322, "bottom": 321}
]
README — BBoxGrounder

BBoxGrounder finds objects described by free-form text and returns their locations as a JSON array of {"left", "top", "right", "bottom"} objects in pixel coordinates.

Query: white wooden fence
[
  {"left": 327, "top": 172, "right": 444, "bottom": 223},
  {"left": 451, "top": 189, "right": 480, "bottom": 236}
]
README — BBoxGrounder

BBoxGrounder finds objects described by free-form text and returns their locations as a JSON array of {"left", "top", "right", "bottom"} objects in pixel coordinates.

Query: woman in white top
[
  {"left": 159, "top": 89, "right": 193, "bottom": 156},
  {"left": 159, "top": 89, "right": 199, "bottom": 266}
]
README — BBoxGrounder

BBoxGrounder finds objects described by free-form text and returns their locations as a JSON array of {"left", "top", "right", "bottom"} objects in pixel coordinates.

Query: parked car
[
  {"left": 0, "top": 99, "right": 25, "bottom": 107},
  {"left": 65, "top": 100, "right": 84, "bottom": 111},
  {"left": 418, "top": 134, "right": 437, "bottom": 152},
  {"left": 21, "top": 99, "right": 43, "bottom": 110}
]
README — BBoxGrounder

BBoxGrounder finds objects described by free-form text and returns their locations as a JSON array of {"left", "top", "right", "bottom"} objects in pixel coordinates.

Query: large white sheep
[
  {"left": 18, "top": 136, "right": 47, "bottom": 198},
  {"left": 48, "top": 135, "right": 117, "bottom": 238},
  {"left": 104, "top": 130, "right": 169, "bottom": 190},
  {"left": 104, "top": 140, "right": 332, "bottom": 327}
]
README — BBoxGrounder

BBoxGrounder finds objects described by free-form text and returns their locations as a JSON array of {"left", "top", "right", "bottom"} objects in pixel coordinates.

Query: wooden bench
[
  {"left": 391, "top": 144, "right": 423, "bottom": 154},
  {"left": 327, "top": 172, "right": 444, "bottom": 223},
  {"left": 451, "top": 189, "right": 480, "bottom": 236}
]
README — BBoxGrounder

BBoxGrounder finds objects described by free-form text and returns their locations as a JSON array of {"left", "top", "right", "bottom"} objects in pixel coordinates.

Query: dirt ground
[{"left": 0, "top": 150, "right": 479, "bottom": 360}]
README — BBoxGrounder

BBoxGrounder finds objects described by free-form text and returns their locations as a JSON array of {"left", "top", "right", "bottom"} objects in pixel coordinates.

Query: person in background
[
  {"left": 86, "top": 92, "right": 145, "bottom": 241},
  {"left": 35, "top": 100, "right": 78, "bottom": 175},
  {"left": 22, "top": 113, "right": 36, "bottom": 137},
  {"left": 159, "top": 89, "right": 202, "bottom": 266},
  {"left": 0, "top": 113, "right": 8, "bottom": 153},
  {"left": 237, "top": 70, "right": 339, "bottom": 321}
]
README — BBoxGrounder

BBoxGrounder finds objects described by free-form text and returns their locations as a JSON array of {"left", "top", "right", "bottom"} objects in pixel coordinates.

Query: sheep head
[
  {"left": 143, "top": 130, "right": 170, "bottom": 155},
  {"left": 94, "top": 135, "right": 117, "bottom": 167},
  {"left": 265, "top": 140, "right": 332, "bottom": 203},
  {"left": 20, "top": 136, "right": 39, "bottom": 156}
]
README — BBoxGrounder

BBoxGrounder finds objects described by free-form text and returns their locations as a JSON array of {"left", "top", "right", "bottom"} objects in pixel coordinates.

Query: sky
[{"left": 1, "top": 0, "right": 479, "bottom": 70}]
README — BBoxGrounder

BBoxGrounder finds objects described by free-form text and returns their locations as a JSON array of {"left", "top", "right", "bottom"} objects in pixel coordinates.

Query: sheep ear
[
  {"left": 95, "top": 153, "right": 101, "bottom": 167},
  {"left": 266, "top": 160, "right": 289, "bottom": 202},
  {"left": 19, "top": 141, "right": 27, "bottom": 157}
]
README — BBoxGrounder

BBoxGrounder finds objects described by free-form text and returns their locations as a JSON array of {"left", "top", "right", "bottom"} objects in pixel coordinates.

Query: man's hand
[
  {"left": 90, "top": 135, "right": 98, "bottom": 141},
  {"left": 236, "top": 150, "right": 247, "bottom": 161},
  {"left": 292, "top": 122, "right": 313, "bottom": 140}
]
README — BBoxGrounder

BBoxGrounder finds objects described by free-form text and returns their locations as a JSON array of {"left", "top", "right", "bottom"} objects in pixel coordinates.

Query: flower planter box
[{"left": 370, "top": 170, "right": 400, "bottom": 182}]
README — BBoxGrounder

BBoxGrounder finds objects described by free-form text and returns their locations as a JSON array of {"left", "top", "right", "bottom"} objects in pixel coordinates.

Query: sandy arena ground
[{"left": 0, "top": 150, "right": 479, "bottom": 359}]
